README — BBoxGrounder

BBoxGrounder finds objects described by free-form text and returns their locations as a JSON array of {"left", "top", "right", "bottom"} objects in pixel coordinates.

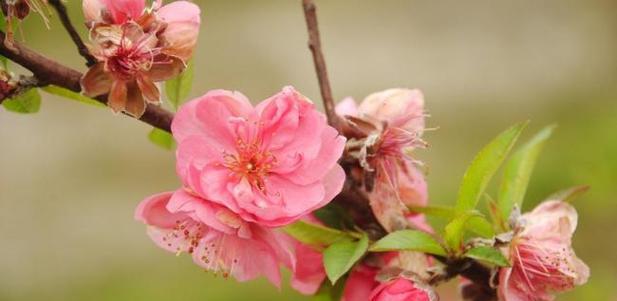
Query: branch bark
[
  {"left": 301, "top": 0, "right": 341, "bottom": 130},
  {"left": 0, "top": 30, "right": 174, "bottom": 132},
  {"left": 48, "top": 0, "right": 97, "bottom": 67}
]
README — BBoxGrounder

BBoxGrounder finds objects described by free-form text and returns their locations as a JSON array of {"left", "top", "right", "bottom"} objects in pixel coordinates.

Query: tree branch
[
  {"left": 47, "top": 0, "right": 97, "bottom": 67},
  {"left": 0, "top": 30, "right": 174, "bottom": 132},
  {"left": 301, "top": 0, "right": 341, "bottom": 130}
]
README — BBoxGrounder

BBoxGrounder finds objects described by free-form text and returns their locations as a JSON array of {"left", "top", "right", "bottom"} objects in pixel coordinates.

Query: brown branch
[
  {"left": 302, "top": 0, "right": 341, "bottom": 130},
  {"left": 0, "top": 30, "right": 174, "bottom": 132},
  {"left": 47, "top": 0, "right": 97, "bottom": 67}
]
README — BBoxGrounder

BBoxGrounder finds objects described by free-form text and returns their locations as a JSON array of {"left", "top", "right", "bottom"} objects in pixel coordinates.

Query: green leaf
[
  {"left": 546, "top": 185, "right": 590, "bottom": 203},
  {"left": 323, "top": 233, "right": 369, "bottom": 284},
  {"left": 466, "top": 216, "right": 495, "bottom": 238},
  {"left": 42, "top": 85, "right": 105, "bottom": 108},
  {"left": 148, "top": 128, "right": 175, "bottom": 150},
  {"left": 369, "top": 230, "right": 447, "bottom": 256},
  {"left": 455, "top": 121, "right": 528, "bottom": 212},
  {"left": 444, "top": 213, "right": 475, "bottom": 250},
  {"left": 465, "top": 246, "right": 510, "bottom": 267},
  {"left": 498, "top": 125, "right": 555, "bottom": 225},
  {"left": 165, "top": 60, "right": 194, "bottom": 109},
  {"left": 312, "top": 277, "right": 346, "bottom": 301},
  {"left": 3, "top": 88, "right": 41, "bottom": 113},
  {"left": 283, "top": 220, "right": 353, "bottom": 246}
]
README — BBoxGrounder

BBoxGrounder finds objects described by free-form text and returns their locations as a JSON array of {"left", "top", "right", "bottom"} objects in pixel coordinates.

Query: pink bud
[
  {"left": 357, "top": 88, "right": 425, "bottom": 135},
  {"left": 369, "top": 277, "right": 437, "bottom": 301}
]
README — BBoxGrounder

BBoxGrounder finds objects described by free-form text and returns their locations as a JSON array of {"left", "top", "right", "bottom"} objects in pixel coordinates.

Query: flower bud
[{"left": 369, "top": 277, "right": 437, "bottom": 301}]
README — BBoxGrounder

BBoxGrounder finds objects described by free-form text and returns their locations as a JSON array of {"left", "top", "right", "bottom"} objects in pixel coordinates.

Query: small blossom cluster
[
  {"left": 81, "top": 0, "right": 200, "bottom": 117},
  {"left": 136, "top": 86, "right": 347, "bottom": 293}
]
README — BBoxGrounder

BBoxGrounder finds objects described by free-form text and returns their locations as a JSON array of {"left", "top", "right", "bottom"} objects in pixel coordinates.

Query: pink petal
[
  {"left": 290, "top": 243, "right": 326, "bottom": 295},
  {"left": 172, "top": 90, "right": 254, "bottom": 151},
  {"left": 335, "top": 97, "right": 359, "bottom": 117},
  {"left": 276, "top": 125, "right": 346, "bottom": 186},
  {"left": 158, "top": 1, "right": 201, "bottom": 60},
  {"left": 102, "top": 0, "right": 146, "bottom": 24}
]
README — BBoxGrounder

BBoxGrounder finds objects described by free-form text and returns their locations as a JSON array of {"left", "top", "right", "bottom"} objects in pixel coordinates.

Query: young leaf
[
  {"left": 369, "top": 230, "right": 447, "bottom": 256},
  {"left": 498, "top": 125, "right": 555, "bottom": 224},
  {"left": 42, "top": 85, "right": 105, "bottom": 108},
  {"left": 466, "top": 216, "right": 495, "bottom": 238},
  {"left": 165, "top": 60, "right": 194, "bottom": 109},
  {"left": 444, "top": 213, "right": 475, "bottom": 251},
  {"left": 148, "top": 128, "right": 175, "bottom": 150},
  {"left": 546, "top": 185, "right": 590, "bottom": 203},
  {"left": 323, "top": 233, "right": 369, "bottom": 284},
  {"left": 464, "top": 246, "right": 510, "bottom": 267},
  {"left": 3, "top": 88, "right": 41, "bottom": 113},
  {"left": 283, "top": 220, "right": 353, "bottom": 246},
  {"left": 455, "top": 121, "right": 528, "bottom": 212}
]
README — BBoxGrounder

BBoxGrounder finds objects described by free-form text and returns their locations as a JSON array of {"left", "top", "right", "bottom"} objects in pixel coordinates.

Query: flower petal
[
  {"left": 81, "top": 62, "right": 112, "bottom": 97},
  {"left": 157, "top": 1, "right": 201, "bottom": 60}
]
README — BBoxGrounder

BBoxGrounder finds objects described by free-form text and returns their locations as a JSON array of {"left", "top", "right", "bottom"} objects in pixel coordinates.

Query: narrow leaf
[
  {"left": 283, "top": 220, "right": 353, "bottom": 246},
  {"left": 444, "top": 212, "right": 482, "bottom": 251},
  {"left": 323, "top": 233, "right": 369, "bottom": 284},
  {"left": 369, "top": 230, "right": 447, "bottom": 256},
  {"left": 148, "top": 128, "right": 175, "bottom": 150},
  {"left": 546, "top": 185, "right": 590, "bottom": 203},
  {"left": 498, "top": 125, "right": 555, "bottom": 224},
  {"left": 3, "top": 88, "right": 41, "bottom": 113},
  {"left": 455, "top": 121, "right": 528, "bottom": 212},
  {"left": 42, "top": 85, "right": 105, "bottom": 108},
  {"left": 165, "top": 60, "right": 194, "bottom": 109},
  {"left": 465, "top": 246, "right": 510, "bottom": 267},
  {"left": 466, "top": 216, "right": 495, "bottom": 238}
]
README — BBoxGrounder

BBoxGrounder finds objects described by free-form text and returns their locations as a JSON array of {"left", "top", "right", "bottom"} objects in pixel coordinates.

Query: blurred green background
[{"left": 1, "top": 0, "right": 616, "bottom": 300}]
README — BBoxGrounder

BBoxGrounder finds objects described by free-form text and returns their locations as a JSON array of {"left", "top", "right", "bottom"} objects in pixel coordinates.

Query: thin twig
[
  {"left": 301, "top": 0, "right": 341, "bottom": 130},
  {"left": 0, "top": 30, "right": 174, "bottom": 132},
  {"left": 48, "top": 0, "right": 97, "bottom": 67}
]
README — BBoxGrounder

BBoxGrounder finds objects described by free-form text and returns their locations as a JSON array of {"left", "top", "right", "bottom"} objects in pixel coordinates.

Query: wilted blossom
[
  {"left": 369, "top": 276, "right": 437, "bottom": 301},
  {"left": 135, "top": 189, "right": 297, "bottom": 285},
  {"left": 336, "top": 89, "right": 427, "bottom": 232},
  {"left": 498, "top": 200, "right": 590, "bottom": 301},
  {"left": 172, "top": 87, "right": 346, "bottom": 226},
  {"left": 81, "top": 0, "right": 200, "bottom": 117}
]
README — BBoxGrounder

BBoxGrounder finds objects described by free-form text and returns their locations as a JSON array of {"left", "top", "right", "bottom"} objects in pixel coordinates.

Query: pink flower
[
  {"left": 369, "top": 277, "right": 436, "bottom": 301},
  {"left": 498, "top": 200, "right": 590, "bottom": 301},
  {"left": 81, "top": 0, "right": 200, "bottom": 117},
  {"left": 172, "top": 87, "right": 346, "bottom": 227},
  {"left": 342, "top": 264, "right": 380, "bottom": 301},
  {"left": 135, "top": 189, "right": 296, "bottom": 286},
  {"left": 336, "top": 89, "right": 427, "bottom": 232}
]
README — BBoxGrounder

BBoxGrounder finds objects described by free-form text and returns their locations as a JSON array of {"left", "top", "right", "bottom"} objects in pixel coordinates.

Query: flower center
[
  {"left": 107, "top": 46, "right": 153, "bottom": 81},
  {"left": 224, "top": 139, "right": 277, "bottom": 191}
]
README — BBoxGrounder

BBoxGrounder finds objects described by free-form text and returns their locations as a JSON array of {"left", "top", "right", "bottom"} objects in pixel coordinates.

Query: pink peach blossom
[
  {"left": 81, "top": 0, "right": 200, "bottom": 117},
  {"left": 369, "top": 277, "right": 437, "bottom": 301},
  {"left": 498, "top": 200, "right": 590, "bottom": 301},
  {"left": 135, "top": 189, "right": 296, "bottom": 285},
  {"left": 172, "top": 86, "right": 346, "bottom": 227}
]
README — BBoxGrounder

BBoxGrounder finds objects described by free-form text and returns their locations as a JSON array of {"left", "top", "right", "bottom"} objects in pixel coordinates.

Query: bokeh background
[{"left": 1, "top": 0, "right": 616, "bottom": 300}]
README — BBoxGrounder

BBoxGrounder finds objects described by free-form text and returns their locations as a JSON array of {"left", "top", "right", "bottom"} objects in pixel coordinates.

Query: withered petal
[
  {"left": 147, "top": 55, "right": 185, "bottom": 82},
  {"left": 81, "top": 62, "right": 113, "bottom": 97},
  {"left": 137, "top": 74, "right": 161, "bottom": 104},
  {"left": 124, "top": 81, "right": 147, "bottom": 117},
  {"left": 109, "top": 80, "right": 128, "bottom": 113}
]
